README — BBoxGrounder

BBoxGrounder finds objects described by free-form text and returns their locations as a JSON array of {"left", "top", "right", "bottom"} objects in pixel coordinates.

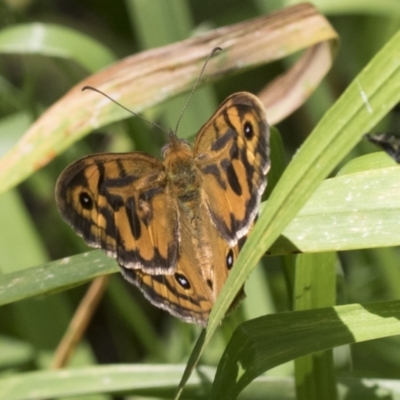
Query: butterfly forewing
[
  {"left": 56, "top": 153, "right": 179, "bottom": 274},
  {"left": 194, "top": 92, "right": 270, "bottom": 245}
]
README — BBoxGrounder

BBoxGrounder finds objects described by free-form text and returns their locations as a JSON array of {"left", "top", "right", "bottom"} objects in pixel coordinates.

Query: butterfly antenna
[
  {"left": 174, "top": 47, "right": 222, "bottom": 135},
  {"left": 82, "top": 86, "right": 168, "bottom": 135}
]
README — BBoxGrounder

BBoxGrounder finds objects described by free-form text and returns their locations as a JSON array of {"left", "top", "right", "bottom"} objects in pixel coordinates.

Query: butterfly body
[{"left": 56, "top": 92, "right": 270, "bottom": 325}]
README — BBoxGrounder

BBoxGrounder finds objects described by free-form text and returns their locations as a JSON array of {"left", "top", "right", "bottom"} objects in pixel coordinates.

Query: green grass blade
[
  {"left": 288, "top": 0, "right": 400, "bottom": 16},
  {"left": 294, "top": 253, "right": 337, "bottom": 400},
  {"left": 0, "top": 251, "right": 117, "bottom": 306},
  {"left": 1, "top": 363, "right": 400, "bottom": 399},
  {"left": 270, "top": 158, "right": 400, "bottom": 254},
  {"left": 211, "top": 300, "right": 400, "bottom": 399},
  {"left": 294, "top": 253, "right": 337, "bottom": 310},
  {"left": 0, "top": 23, "right": 116, "bottom": 71},
  {"left": 126, "top": 0, "right": 193, "bottom": 47},
  {"left": 0, "top": 364, "right": 215, "bottom": 400}
]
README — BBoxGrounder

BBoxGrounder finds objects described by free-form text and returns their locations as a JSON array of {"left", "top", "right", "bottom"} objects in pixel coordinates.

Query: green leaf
[
  {"left": 294, "top": 253, "right": 337, "bottom": 400},
  {"left": 0, "top": 23, "right": 116, "bottom": 71},
  {"left": 0, "top": 251, "right": 117, "bottom": 307},
  {"left": 270, "top": 159, "right": 400, "bottom": 254},
  {"left": 1, "top": 363, "right": 400, "bottom": 399},
  {"left": 211, "top": 300, "right": 400, "bottom": 399},
  {"left": 291, "top": 0, "right": 400, "bottom": 16},
  {"left": 0, "top": 364, "right": 214, "bottom": 400}
]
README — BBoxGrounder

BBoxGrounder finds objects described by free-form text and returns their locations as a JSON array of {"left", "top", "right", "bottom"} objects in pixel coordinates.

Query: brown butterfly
[{"left": 56, "top": 92, "right": 270, "bottom": 326}]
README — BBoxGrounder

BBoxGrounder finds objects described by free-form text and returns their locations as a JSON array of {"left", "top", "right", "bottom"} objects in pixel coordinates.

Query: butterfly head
[{"left": 162, "top": 130, "right": 192, "bottom": 158}]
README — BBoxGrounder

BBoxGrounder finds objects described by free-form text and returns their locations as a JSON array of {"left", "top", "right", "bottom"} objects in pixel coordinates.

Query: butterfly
[{"left": 56, "top": 91, "right": 270, "bottom": 326}]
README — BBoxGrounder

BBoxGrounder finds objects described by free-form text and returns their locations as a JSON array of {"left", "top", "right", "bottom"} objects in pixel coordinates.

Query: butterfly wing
[
  {"left": 120, "top": 263, "right": 212, "bottom": 326},
  {"left": 56, "top": 153, "right": 179, "bottom": 274},
  {"left": 194, "top": 92, "right": 270, "bottom": 245},
  {"left": 120, "top": 210, "right": 247, "bottom": 326}
]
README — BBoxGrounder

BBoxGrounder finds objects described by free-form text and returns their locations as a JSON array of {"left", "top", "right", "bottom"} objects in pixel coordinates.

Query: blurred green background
[{"left": 1, "top": 0, "right": 400, "bottom": 398}]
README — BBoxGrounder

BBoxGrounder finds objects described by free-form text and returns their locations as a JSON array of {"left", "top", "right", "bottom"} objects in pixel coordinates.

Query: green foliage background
[{"left": 1, "top": 0, "right": 400, "bottom": 399}]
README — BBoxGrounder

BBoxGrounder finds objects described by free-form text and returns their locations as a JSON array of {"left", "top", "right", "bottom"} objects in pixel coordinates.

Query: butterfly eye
[
  {"left": 175, "top": 273, "right": 191, "bottom": 290},
  {"left": 226, "top": 249, "right": 234, "bottom": 270},
  {"left": 244, "top": 121, "right": 254, "bottom": 140},
  {"left": 79, "top": 192, "right": 93, "bottom": 210}
]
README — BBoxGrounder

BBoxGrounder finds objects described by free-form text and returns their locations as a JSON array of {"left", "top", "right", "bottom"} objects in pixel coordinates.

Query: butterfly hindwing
[{"left": 120, "top": 216, "right": 246, "bottom": 326}]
